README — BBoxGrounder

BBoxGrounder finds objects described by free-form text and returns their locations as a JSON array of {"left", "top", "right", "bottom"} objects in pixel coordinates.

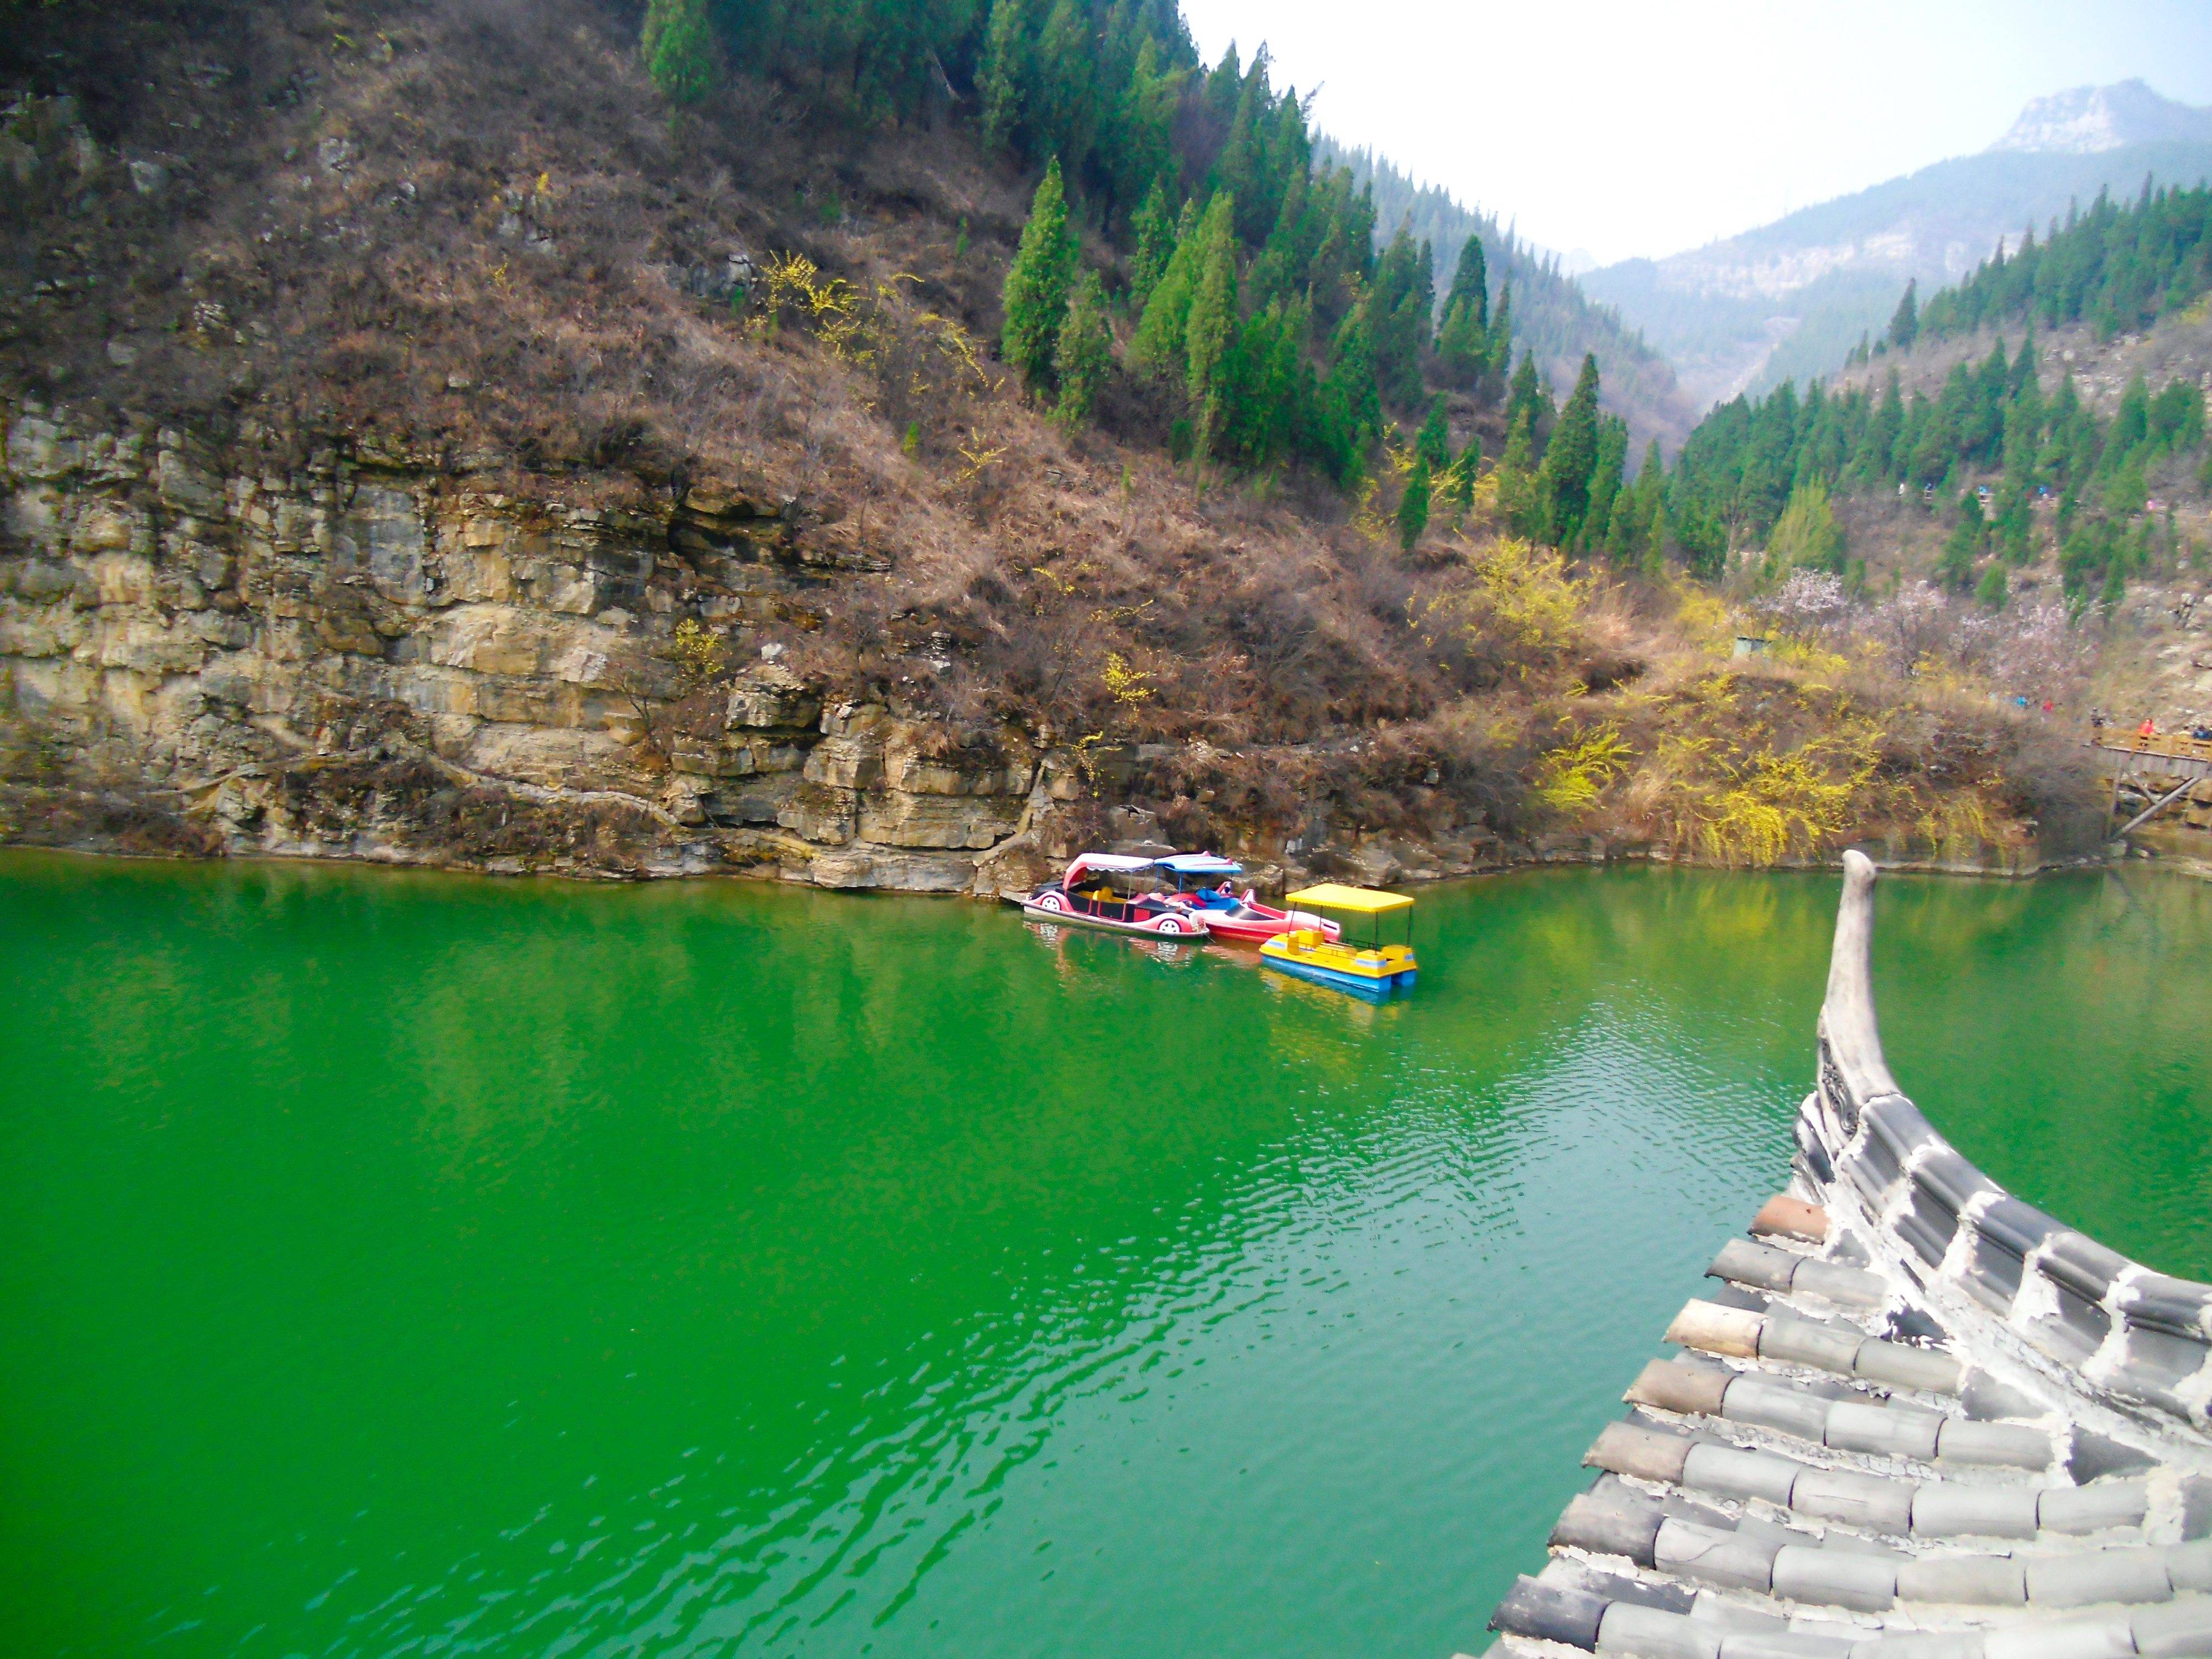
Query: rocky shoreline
[{"left": 0, "top": 400, "right": 2136, "bottom": 890}]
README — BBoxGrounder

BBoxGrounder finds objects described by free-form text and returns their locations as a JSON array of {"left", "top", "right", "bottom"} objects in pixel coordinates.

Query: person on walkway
[{"left": 2140, "top": 716, "right": 2158, "bottom": 739}]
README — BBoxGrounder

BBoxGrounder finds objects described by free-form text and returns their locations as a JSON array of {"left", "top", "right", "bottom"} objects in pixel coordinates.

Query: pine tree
[
  {"left": 1001, "top": 159, "right": 1079, "bottom": 393},
  {"left": 643, "top": 0, "right": 719, "bottom": 107},
  {"left": 1127, "top": 179, "right": 1175, "bottom": 312},
  {"left": 1936, "top": 489, "right": 1985, "bottom": 591},
  {"left": 1183, "top": 194, "right": 1239, "bottom": 460},
  {"left": 1397, "top": 454, "right": 1431, "bottom": 552},
  {"left": 1482, "top": 283, "right": 1514, "bottom": 402},
  {"left": 1504, "top": 349, "right": 1546, "bottom": 444},
  {"left": 1538, "top": 353, "right": 1602, "bottom": 546},
  {"left": 1496, "top": 410, "right": 1538, "bottom": 539},
  {"left": 979, "top": 0, "right": 1028, "bottom": 154},
  {"left": 1444, "top": 234, "right": 1488, "bottom": 330},
  {"left": 1886, "top": 278, "right": 1919, "bottom": 352},
  {"left": 1414, "top": 399, "right": 1451, "bottom": 472},
  {"left": 1052, "top": 269, "right": 1112, "bottom": 428},
  {"left": 1436, "top": 295, "right": 1485, "bottom": 392},
  {"left": 1604, "top": 485, "right": 1640, "bottom": 565},
  {"left": 1130, "top": 197, "right": 1201, "bottom": 376},
  {"left": 1974, "top": 562, "right": 2009, "bottom": 609}
]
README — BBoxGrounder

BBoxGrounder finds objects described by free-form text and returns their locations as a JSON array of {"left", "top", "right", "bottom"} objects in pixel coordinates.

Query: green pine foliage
[
  {"left": 642, "top": 0, "right": 719, "bottom": 107},
  {"left": 1885, "top": 279, "right": 1918, "bottom": 352},
  {"left": 1052, "top": 269, "right": 1112, "bottom": 427},
  {"left": 1127, "top": 179, "right": 1176, "bottom": 311},
  {"left": 1413, "top": 399, "right": 1451, "bottom": 472},
  {"left": 1001, "top": 158, "right": 1079, "bottom": 393},
  {"left": 1538, "top": 353, "right": 1602, "bottom": 547},
  {"left": 1917, "top": 180, "right": 2212, "bottom": 345},
  {"left": 1668, "top": 320, "right": 2209, "bottom": 598},
  {"left": 1397, "top": 454, "right": 1431, "bottom": 552},
  {"left": 1183, "top": 193, "right": 1239, "bottom": 457}
]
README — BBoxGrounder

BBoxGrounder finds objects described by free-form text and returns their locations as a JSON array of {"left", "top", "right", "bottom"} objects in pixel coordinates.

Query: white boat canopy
[
  {"left": 1062, "top": 853, "right": 1159, "bottom": 886},
  {"left": 1157, "top": 853, "right": 1242, "bottom": 875}
]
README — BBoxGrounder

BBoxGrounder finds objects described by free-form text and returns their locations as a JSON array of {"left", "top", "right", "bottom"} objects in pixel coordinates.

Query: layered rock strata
[
  {"left": 1474, "top": 852, "right": 2212, "bottom": 1659},
  {"left": 0, "top": 400, "right": 1082, "bottom": 889}
]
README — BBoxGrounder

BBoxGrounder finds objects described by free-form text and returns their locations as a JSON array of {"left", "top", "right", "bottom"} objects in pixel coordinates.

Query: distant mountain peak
[{"left": 1987, "top": 79, "right": 2212, "bottom": 155}]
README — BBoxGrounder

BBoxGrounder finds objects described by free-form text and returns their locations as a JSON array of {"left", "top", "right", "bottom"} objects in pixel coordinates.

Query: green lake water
[{"left": 3, "top": 854, "right": 2208, "bottom": 1659}]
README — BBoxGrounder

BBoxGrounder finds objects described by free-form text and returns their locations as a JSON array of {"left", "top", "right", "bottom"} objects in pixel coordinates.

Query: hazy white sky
[{"left": 1177, "top": 1, "right": 2212, "bottom": 268}]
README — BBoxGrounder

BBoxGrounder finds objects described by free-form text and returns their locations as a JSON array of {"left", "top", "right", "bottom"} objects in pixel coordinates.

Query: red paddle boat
[{"left": 1018, "top": 854, "right": 1211, "bottom": 938}]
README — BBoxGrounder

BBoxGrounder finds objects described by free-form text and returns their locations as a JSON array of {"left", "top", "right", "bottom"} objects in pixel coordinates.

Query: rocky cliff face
[{"left": 0, "top": 398, "right": 1095, "bottom": 891}]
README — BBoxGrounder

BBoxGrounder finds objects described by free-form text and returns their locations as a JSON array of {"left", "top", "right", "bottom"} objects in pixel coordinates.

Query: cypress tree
[
  {"left": 1504, "top": 349, "right": 1547, "bottom": 443},
  {"left": 1052, "top": 269, "right": 1112, "bottom": 428},
  {"left": 1130, "top": 197, "right": 1202, "bottom": 375},
  {"left": 1128, "top": 179, "right": 1175, "bottom": 312},
  {"left": 1397, "top": 455, "right": 1431, "bottom": 552},
  {"left": 1001, "top": 158, "right": 1079, "bottom": 393},
  {"left": 1936, "top": 489, "right": 1984, "bottom": 591},
  {"left": 1540, "top": 353, "right": 1602, "bottom": 546},
  {"left": 1415, "top": 398, "right": 1451, "bottom": 471},
  {"left": 1183, "top": 193, "right": 1239, "bottom": 459},
  {"left": 1444, "top": 234, "right": 1489, "bottom": 330},
  {"left": 643, "top": 0, "right": 719, "bottom": 107},
  {"left": 979, "top": 0, "right": 1028, "bottom": 154},
  {"left": 1886, "top": 278, "right": 1919, "bottom": 352},
  {"left": 1604, "top": 485, "right": 1640, "bottom": 566},
  {"left": 1496, "top": 410, "right": 1538, "bottom": 538},
  {"left": 1483, "top": 283, "right": 1514, "bottom": 401}
]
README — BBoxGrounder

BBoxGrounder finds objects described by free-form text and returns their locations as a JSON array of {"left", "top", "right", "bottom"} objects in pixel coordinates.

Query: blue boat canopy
[{"left": 1158, "top": 854, "right": 1243, "bottom": 875}]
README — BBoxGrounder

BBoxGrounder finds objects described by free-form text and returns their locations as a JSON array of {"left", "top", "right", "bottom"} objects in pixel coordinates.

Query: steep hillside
[
  {"left": 0, "top": 0, "right": 2096, "bottom": 884},
  {"left": 1583, "top": 82, "right": 2212, "bottom": 410},
  {"left": 1317, "top": 138, "right": 1700, "bottom": 451},
  {"left": 1652, "top": 176, "right": 2212, "bottom": 746}
]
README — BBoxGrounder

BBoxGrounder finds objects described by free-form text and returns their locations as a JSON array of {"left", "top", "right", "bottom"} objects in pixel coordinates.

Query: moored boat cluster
[{"left": 1011, "top": 851, "right": 1421, "bottom": 998}]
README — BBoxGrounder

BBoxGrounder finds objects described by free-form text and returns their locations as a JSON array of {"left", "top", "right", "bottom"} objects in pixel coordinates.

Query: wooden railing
[{"left": 2091, "top": 729, "right": 2212, "bottom": 765}]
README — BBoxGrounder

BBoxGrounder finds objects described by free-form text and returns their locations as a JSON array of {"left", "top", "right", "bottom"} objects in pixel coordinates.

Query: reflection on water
[{"left": 0, "top": 855, "right": 2206, "bottom": 1659}]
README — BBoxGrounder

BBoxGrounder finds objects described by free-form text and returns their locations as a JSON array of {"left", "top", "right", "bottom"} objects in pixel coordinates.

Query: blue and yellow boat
[{"left": 1257, "top": 884, "right": 1418, "bottom": 998}]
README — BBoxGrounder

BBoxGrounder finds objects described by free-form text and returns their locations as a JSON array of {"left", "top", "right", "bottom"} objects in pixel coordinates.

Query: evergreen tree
[
  {"left": 978, "top": 0, "right": 1029, "bottom": 154},
  {"left": 1538, "top": 353, "right": 1602, "bottom": 546},
  {"left": 1974, "top": 562, "right": 2009, "bottom": 609},
  {"left": 1936, "top": 489, "right": 1985, "bottom": 591},
  {"left": 1886, "top": 278, "right": 1919, "bottom": 352},
  {"left": 1183, "top": 193, "right": 1239, "bottom": 459},
  {"left": 1482, "top": 283, "right": 1514, "bottom": 402},
  {"left": 1496, "top": 411, "right": 1538, "bottom": 538},
  {"left": 1001, "top": 159, "right": 1080, "bottom": 394},
  {"left": 1504, "top": 349, "right": 1546, "bottom": 444},
  {"left": 1127, "top": 179, "right": 1175, "bottom": 312},
  {"left": 1414, "top": 399, "right": 1451, "bottom": 471},
  {"left": 1443, "top": 234, "right": 1489, "bottom": 330},
  {"left": 1436, "top": 294, "right": 1486, "bottom": 392},
  {"left": 1583, "top": 417, "right": 1628, "bottom": 555},
  {"left": 1604, "top": 485, "right": 1640, "bottom": 566},
  {"left": 1129, "top": 197, "right": 1202, "bottom": 375},
  {"left": 643, "top": 0, "right": 719, "bottom": 107},
  {"left": 1397, "top": 454, "right": 1432, "bottom": 552},
  {"left": 1052, "top": 269, "right": 1112, "bottom": 428}
]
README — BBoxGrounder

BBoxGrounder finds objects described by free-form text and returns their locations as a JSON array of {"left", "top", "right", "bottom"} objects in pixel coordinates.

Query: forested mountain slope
[
  {"left": 1655, "top": 178, "right": 2212, "bottom": 731},
  {"left": 1315, "top": 139, "right": 1700, "bottom": 451},
  {"left": 1584, "top": 82, "right": 2212, "bottom": 412},
  {"left": 0, "top": 0, "right": 2099, "bottom": 881}
]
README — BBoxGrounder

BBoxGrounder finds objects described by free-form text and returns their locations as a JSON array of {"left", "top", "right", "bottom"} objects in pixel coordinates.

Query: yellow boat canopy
[{"left": 1285, "top": 883, "right": 1414, "bottom": 914}]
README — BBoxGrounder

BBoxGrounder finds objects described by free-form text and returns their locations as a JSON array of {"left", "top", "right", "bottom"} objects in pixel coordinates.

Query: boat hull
[
  {"left": 1259, "top": 953, "right": 1417, "bottom": 998},
  {"left": 1019, "top": 895, "right": 1208, "bottom": 938}
]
